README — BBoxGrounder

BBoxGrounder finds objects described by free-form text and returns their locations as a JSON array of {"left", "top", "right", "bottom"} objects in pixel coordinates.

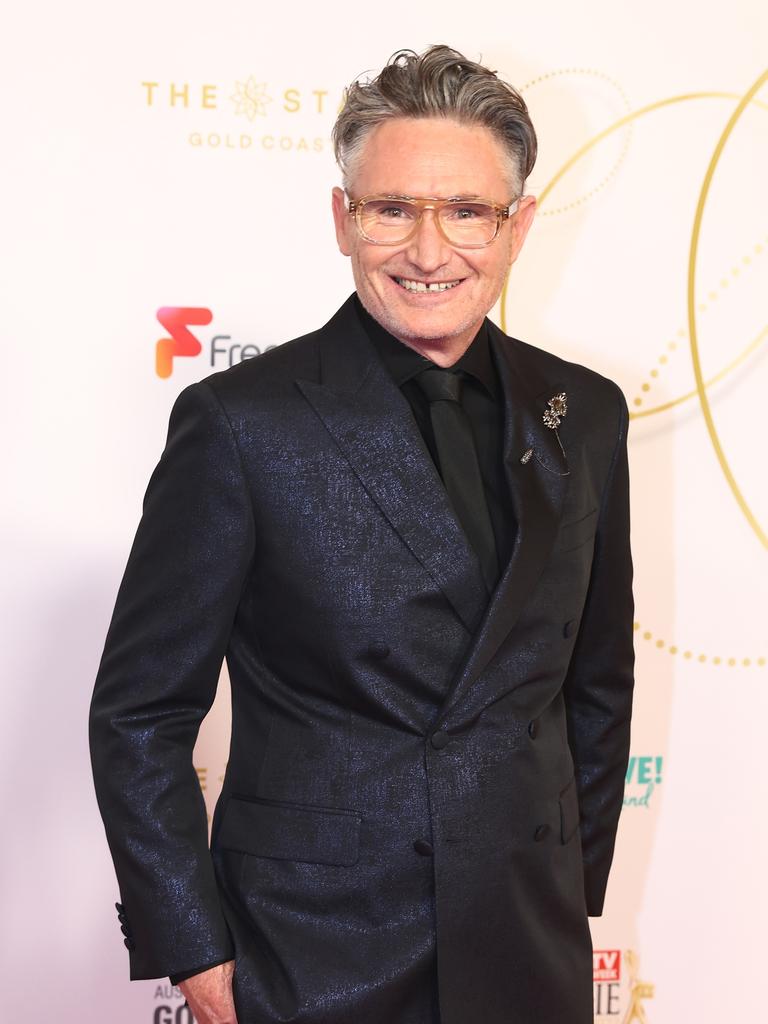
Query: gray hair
[{"left": 332, "top": 45, "right": 537, "bottom": 196}]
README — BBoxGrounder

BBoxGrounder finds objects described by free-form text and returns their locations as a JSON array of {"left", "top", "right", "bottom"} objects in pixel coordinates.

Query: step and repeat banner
[{"left": 2, "top": 1, "right": 766, "bottom": 1021}]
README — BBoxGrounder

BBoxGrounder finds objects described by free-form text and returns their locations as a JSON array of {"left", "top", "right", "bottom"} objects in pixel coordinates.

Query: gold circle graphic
[
  {"left": 632, "top": 238, "right": 766, "bottom": 412},
  {"left": 501, "top": 83, "right": 768, "bottom": 548},
  {"left": 686, "top": 70, "right": 768, "bottom": 549},
  {"left": 520, "top": 68, "right": 633, "bottom": 216},
  {"left": 634, "top": 622, "right": 765, "bottom": 669},
  {"left": 632, "top": 324, "right": 767, "bottom": 417}
]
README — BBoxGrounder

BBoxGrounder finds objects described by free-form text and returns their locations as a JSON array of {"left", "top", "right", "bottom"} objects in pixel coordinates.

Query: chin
[
  {"left": 393, "top": 312, "right": 477, "bottom": 346},
  {"left": 365, "top": 299, "right": 466, "bottom": 342}
]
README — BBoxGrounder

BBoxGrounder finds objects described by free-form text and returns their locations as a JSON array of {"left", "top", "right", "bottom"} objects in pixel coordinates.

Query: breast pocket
[
  {"left": 551, "top": 508, "right": 598, "bottom": 555},
  {"left": 217, "top": 795, "right": 362, "bottom": 866}
]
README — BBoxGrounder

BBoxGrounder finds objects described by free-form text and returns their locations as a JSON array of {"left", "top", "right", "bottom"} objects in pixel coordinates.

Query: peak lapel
[
  {"left": 437, "top": 320, "right": 571, "bottom": 724},
  {"left": 295, "top": 298, "right": 488, "bottom": 634}
]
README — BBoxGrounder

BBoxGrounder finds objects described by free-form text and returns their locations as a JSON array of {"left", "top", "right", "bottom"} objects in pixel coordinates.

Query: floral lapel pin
[
  {"left": 542, "top": 391, "right": 567, "bottom": 430},
  {"left": 521, "top": 392, "right": 569, "bottom": 464}
]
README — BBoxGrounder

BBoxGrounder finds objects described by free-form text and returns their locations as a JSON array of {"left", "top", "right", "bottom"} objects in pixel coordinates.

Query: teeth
[{"left": 395, "top": 277, "right": 460, "bottom": 292}]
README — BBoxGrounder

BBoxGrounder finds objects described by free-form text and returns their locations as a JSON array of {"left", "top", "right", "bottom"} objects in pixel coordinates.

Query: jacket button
[
  {"left": 124, "top": 937, "right": 136, "bottom": 951},
  {"left": 528, "top": 719, "right": 539, "bottom": 740},
  {"left": 115, "top": 902, "right": 125, "bottom": 914},
  {"left": 413, "top": 839, "right": 434, "bottom": 856},
  {"left": 368, "top": 641, "right": 390, "bottom": 660},
  {"left": 563, "top": 619, "right": 578, "bottom": 638},
  {"left": 430, "top": 729, "right": 450, "bottom": 749},
  {"left": 534, "top": 824, "right": 551, "bottom": 842}
]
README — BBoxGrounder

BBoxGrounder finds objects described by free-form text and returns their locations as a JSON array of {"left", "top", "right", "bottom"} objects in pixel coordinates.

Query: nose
[{"left": 404, "top": 209, "right": 452, "bottom": 274}]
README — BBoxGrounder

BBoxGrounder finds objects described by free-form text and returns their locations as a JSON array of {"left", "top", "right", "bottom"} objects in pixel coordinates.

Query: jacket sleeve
[
  {"left": 562, "top": 383, "right": 634, "bottom": 917},
  {"left": 89, "top": 379, "right": 255, "bottom": 979}
]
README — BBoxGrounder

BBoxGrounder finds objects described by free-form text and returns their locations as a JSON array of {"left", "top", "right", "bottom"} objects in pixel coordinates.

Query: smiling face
[{"left": 332, "top": 117, "right": 536, "bottom": 365}]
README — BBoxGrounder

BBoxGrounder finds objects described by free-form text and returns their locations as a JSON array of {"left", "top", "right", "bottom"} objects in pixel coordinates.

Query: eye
[
  {"left": 444, "top": 202, "right": 492, "bottom": 221},
  {"left": 376, "top": 203, "right": 414, "bottom": 220}
]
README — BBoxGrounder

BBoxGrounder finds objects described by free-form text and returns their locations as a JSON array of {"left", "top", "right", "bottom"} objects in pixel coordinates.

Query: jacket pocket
[
  {"left": 559, "top": 777, "right": 581, "bottom": 844},
  {"left": 217, "top": 795, "right": 361, "bottom": 866},
  {"left": 552, "top": 508, "right": 598, "bottom": 554}
]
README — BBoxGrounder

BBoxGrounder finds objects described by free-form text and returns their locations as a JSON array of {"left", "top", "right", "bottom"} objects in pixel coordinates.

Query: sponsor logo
[
  {"left": 623, "top": 755, "right": 663, "bottom": 809},
  {"left": 141, "top": 78, "right": 339, "bottom": 154},
  {"left": 155, "top": 307, "right": 277, "bottom": 377},
  {"left": 155, "top": 307, "right": 211, "bottom": 378},
  {"left": 594, "top": 950, "right": 622, "bottom": 1017},
  {"left": 593, "top": 949, "right": 654, "bottom": 1022},
  {"left": 594, "top": 948, "right": 621, "bottom": 982},
  {"left": 231, "top": 78, "right": 273, "bottom": 120},
  {"left": 152, "top": 984, "right": 191, "bottom": 1023}
]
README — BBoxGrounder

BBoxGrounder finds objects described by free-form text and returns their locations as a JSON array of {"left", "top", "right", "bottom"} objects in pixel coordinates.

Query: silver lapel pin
[
  {"left": 520, "top": 448, "right": 533, "bottom": 465},
  {"left": 542, "top": 392, "right": 567, "bottom": 430}
]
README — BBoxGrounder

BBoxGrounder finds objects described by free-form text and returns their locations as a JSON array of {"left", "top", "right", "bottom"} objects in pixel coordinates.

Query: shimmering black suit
[{"left": 89, "top": 294, "right": 634, "bottom": 1024}]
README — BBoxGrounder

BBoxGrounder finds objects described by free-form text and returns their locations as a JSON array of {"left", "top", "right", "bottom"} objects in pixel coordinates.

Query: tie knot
[{"left": 415, "top": 366, "right": 463, "bottom": 404}]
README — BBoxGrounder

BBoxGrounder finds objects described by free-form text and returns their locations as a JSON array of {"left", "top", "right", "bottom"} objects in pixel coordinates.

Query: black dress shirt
[{"left": 355, "top": 296, "right": 515, "bottom": 582}]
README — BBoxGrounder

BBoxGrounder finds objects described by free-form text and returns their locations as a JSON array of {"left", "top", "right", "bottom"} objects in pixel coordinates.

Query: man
[{"left": 90, "top": 45, "right": 634, "bottom": 1024}]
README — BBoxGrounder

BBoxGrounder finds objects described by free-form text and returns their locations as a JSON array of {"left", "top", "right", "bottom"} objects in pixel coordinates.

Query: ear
[
  {"left": 332, "top": 187, "right": 353, "bottom": 256},
  {"left": 507, "top": 194, "right": 537, "bottom": 267}
]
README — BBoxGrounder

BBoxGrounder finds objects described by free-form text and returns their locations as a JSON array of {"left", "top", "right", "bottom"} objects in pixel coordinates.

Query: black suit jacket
[{"left": 89, "top": 294, "right": 634, "bottom": 1024}]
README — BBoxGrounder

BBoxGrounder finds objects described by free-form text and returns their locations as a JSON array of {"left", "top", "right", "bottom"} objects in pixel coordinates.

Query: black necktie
[{"left": 415, "top": 366, "right": 499, "bottom": 593}]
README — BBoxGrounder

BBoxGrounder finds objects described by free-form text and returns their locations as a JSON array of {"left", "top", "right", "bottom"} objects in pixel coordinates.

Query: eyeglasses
[{"left": 347, "top": 193, "right": 521, "bottom": 248}]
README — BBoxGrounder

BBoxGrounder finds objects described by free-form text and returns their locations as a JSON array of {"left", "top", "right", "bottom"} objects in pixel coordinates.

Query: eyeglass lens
[{"left": 359, "top": 199, "right": 500, "bottom": 245}]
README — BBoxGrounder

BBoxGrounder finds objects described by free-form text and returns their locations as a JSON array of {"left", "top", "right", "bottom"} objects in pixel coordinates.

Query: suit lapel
[
  {"left": 295, "top": 297, "right": 489, "bottom": 634},
  {"left": 435, "top": 320, "right": 571, "bottom": 723},
  {"left": 295, "top": 297, "right": 570, "bottom": 723}
]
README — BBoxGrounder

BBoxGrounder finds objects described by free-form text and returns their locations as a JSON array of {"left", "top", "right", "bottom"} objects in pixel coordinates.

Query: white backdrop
[{"left": 2, "top": 1, "right": 767, "bottom": 1020}]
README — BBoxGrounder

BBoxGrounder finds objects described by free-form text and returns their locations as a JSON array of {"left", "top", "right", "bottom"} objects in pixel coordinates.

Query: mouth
[{"left": 392, "top": 276, "right": 464, "bottom": 293}]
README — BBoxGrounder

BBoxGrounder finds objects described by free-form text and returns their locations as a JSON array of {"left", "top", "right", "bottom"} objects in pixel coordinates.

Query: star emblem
[{"left": 230, "top": 77, "right": 273, "bottom": 121}]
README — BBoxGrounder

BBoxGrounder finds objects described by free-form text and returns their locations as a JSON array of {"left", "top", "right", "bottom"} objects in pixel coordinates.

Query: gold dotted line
[
  {"left": 520, "top": 67, "right": 628, "bottom": 92},
  {"left": 633, "top": 236, "right": 767, "bottom": 407},
  {"left": 520, "top": 69, "right": 632, "bottom": 216},
  {"left": 539, "top": 137, "right": 631, "bottom": 215},
  {"left": 634, "top": 622, "right": 765, "bottom": 667}
]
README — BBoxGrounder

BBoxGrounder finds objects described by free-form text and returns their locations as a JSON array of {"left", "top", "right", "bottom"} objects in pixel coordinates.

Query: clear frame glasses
[{"left": 347, "top": 193, "right": 521, "bottom": 248}]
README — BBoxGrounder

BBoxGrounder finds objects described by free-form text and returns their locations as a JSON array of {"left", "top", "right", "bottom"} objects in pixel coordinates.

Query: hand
[{"left": 179, "top": 960, "right": 238, "bottom": 1024}]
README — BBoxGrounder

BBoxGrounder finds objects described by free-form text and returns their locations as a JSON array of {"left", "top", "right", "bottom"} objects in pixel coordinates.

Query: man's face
[{"left": 332, "top": 117, "right": 536, "bottom": 361}]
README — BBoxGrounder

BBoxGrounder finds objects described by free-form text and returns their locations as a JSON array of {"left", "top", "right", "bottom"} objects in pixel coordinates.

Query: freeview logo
[
  {"left": 154, "top": 307, "right": 276, "bottom": 377},
  {"left": 155, "top": 307, "right": 212, "bottom": 378}
]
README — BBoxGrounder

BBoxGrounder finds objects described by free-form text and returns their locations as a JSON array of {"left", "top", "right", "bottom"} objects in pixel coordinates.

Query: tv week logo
[
  {"left": 593, "top": 950, "right": 621, "bottom": 982},
  {"left": 593, "top": 950, "right": 621, "bottom": 1018}
]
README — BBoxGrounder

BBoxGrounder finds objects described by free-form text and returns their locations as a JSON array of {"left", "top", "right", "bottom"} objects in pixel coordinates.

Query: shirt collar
[{"left": 354, "top": 294, "right": 498, "bottom": 399}]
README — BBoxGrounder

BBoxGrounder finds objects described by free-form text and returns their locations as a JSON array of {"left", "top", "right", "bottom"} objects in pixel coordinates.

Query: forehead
[{"left": 351, "top": 117, "right": 510, "bottom": 199}]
